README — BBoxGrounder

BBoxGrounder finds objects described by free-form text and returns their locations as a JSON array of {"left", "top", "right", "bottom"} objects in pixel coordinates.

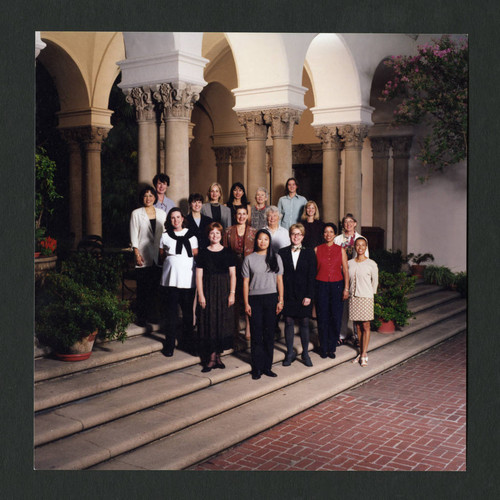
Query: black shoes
[
  {"left": 282, "top": 353, "right": 296, "bottom": 366},
  {"left": 201, "top": 365, "right": 212, "bottom": 373},
  {"left": 328, "top": 352, "right": 336, "bottom": 359},
  {"left": 252, "top": 369, "right": 277, "bottom": 379},
  {"left": 302, "top": 355, "right": 313, "bottom": 367},
  {"left": 162, "top": 346, "right": 174, "bottom": 357},
  {"left": 252, "top": 370, "right": 261, "bottom": 380},
  {"left": 263, "top": 369, "right": 278, "bottom": 378},
  {"left": 319, "top": 352, "right": 328, "bottom": 359}
]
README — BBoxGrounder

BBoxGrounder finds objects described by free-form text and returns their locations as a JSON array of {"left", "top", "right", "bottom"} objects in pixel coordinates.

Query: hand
[
  {"left": 276, "top": 301, "right": 284, "bottom": 314},
  {"left": 342, "top": 289, "right": 349, "bottom": 301},
  {"left": 228, "top": 294, "right": 235, "bottom": 307},
  {"left": 302, "top": 298, "right": 311, "bottom": 307},
  {"left": 199, "top": 297, "right": 207, "bottom": 309},
  {"left": 135, "top": 253, "right": 145, "bottom": 266},
  {"left": 245, "top": 304, "right": 252, "bottom": 317}
]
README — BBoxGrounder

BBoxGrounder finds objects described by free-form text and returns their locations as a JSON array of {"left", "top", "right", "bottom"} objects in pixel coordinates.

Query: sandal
[
  {"left": 351, "top": 354, "right": 360, "bottom": 364},
  {"left": 337, "top": 338, "right": 345, "bottom": 346},
  {"left": 360, "top": 355, "right": 368, "bottom": 367}
]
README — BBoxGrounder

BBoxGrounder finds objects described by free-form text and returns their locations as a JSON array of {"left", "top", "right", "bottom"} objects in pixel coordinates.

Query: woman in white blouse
[
  {"left": 348, "top": 237, "right": 378, "bottom": 367},
  {"left": 159, "top": 207, "right": 198, "bottom": 356},
  {"left": 129, "top": 185, "right": 167, "bottom": 326}
]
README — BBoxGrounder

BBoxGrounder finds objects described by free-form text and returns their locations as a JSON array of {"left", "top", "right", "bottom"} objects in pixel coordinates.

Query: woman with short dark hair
[
  {"left": 314, "top": 222, "right": 350, "bottom": 359},
  {"left": 159, "top": 207, "right": 198, "bottom": 356},
  {"left": 129, "top": 185, "right": 166, "bottom": 326}
]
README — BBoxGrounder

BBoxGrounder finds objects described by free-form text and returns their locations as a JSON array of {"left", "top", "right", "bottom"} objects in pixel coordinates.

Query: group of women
[{"left": 129, "top": 178, "right": 379, "bottom": 378}]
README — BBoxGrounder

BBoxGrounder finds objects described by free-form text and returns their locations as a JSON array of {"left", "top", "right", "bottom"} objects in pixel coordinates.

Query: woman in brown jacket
[{"left": 223, "top": 206, "right": 257, "bottom": 339}]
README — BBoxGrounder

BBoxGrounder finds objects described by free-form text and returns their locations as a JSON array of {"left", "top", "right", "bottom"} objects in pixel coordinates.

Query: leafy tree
[{"left": 382, "top": 35, "right": 468, "bottom": 181}]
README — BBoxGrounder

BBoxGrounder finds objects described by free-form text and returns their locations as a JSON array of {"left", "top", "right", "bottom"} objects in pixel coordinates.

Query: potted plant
[
  {"left": 373, "top": 271, "right": 416, "bottom": 333},
  {"left": 406, "top": 253, "right": 435, "bottom": 278},
  {"left": 35, "top": 250, "right": 133, "bottom": 361},
  {"left": 453, "top": 271, "right": 467, "bottom": 297},
  {"left": 35, "top": 273, "right": 133, "bottom": 360},
  {"left": 423, "top": 265, "right": 455, "bottom": 287}
]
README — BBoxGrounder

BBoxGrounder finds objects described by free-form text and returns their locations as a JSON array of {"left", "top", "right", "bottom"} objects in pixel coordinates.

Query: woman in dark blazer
[
  {"left": 278, "top": 223, "right": 317, "bottom": 367},
  {"left": 185, "top": 193, "right": 212, "bottom": 250}
]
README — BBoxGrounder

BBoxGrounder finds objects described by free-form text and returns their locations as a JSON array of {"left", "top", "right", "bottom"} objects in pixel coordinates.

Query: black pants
[
  {"left": 315, "top": 279, "right": 344, "bottom": 355},
  {"left": 136, "top": 266, "right": 161, "bottom": 322},
  {"left": 160, "top": 286, "right": 196, "bottom": 352},
  {"left": 284, "top": 316, "right": 310, "bottom": 358},
  {"left": 249, "top": 293, "right": 278, "bottom": 373}
]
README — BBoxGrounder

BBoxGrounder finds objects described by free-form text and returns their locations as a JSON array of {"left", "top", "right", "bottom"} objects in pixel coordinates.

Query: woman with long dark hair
[
  {"left": 226, "top": 182, "right": 252, "bottom": 225},
  {"left": 242, "top": 229, "right": 284, "bottom": 380}
]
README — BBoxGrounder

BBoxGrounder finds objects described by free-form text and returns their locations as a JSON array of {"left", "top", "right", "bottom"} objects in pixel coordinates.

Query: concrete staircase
[{"left": 34, "top": 283, "right": 466, "bottom": 470}]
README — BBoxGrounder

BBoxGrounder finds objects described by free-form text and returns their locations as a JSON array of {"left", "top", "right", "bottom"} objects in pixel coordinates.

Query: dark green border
[{"left": 1, "top": 0, "right": 498, "bottom": 498}]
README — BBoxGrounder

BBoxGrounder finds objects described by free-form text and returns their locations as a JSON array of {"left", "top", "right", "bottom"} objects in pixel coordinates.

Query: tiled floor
[{"left": 191, "top": 331, "right": 466, "bottom": 471}]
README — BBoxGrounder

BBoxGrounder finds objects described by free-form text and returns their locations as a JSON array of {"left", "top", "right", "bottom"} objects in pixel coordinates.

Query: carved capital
[
  {"left": 125, "top": 86, "right": 156, "bottom": 122},
  {"left": 391, "top": 136, "right": 413, "bottom": 159},
  {"left": 370, "top": 137, "right": 392, "bottom": 159},
  {"left": 314, "top": 125, "right": 341, "bottom": 150},
  {"left": 59, "top": 127, "right": 87, "bottom": 150},
  {"left": 153, "top": 82, "right": 202, "bottom": 120},
  {"left": 263, "top": 107, "right": 302, "bottom": 138},
  {"left": 79, "top": 126, "right": 110, "bottom": 152},
  {"left": 338, "top": 124, "right": 369, "bottom": 149},
  {"left": 230, "top": 145, "right": 246, "bottom": 163},
  {"left": 213, "top": 146, "right": 231, "bottom": 166},
  {"left": 237, "top": 111, "right": 268, "bottom": 140},
  {"left": 292, "top": 144, "right": 312, "bottom": 165}
]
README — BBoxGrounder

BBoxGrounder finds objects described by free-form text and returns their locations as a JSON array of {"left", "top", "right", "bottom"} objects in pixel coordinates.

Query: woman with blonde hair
[
  {"left": 201, "top": 182, "right": 232, "bottom": 229},
  {"left": 301, "top": 200, "right": 324, "bottom": 249}
]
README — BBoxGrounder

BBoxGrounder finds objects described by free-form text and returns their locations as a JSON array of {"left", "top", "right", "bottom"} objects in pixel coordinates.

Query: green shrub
[
  {"left": 423, "top": 265, "right": 455, "bottom": 287},
  {"left": 373, "top": 271, "right": 416, "bottom": 329},
  {"left": 371, "top": 249, "right": 405, "bottom": 274}
]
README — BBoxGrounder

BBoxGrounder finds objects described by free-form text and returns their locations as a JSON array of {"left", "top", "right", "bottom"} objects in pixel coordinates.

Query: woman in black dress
[
  {"left": 196, "top": 222, "right": 237, "bottom": 372},
  {"left": 278, "top": 223, "right": 317, "bottom": 367}
]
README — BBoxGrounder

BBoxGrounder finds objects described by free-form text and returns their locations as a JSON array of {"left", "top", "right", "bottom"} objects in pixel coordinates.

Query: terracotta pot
[
  {"left": 411, "top": 264, "right": 426, "bottom": 278},
  {"left": 54, "top": 330, "right": 98, "bottom": 362},
  {"left": 34, "top": 251, "right": 41, "bottom": 258},
  {"left": 377, "top": 319, "right": 396, "bottom": 334}
]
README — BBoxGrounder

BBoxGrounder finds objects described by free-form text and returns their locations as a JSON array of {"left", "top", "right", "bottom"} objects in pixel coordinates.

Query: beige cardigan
[{"left": 348, "top": 258, "right": 379, "bottom": 298}]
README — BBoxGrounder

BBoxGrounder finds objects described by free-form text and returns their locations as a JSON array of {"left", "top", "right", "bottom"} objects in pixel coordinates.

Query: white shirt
[
  {"left": 265, "top": 225, "right": 291, "bottom": 252},
  {"left": 160, "top": 228, "right": 198, "bottom": 288}
]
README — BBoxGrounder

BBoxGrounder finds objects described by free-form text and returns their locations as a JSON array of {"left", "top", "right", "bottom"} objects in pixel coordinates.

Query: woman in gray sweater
[{"left": 242, "top": 229, "right": 284, "bottom": 380}]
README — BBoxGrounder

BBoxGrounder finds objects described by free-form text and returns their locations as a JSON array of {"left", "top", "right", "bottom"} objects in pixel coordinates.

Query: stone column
[
  {"left": 391, "top": 136, "right": 413, "bottom": 254},
  {"left": 59, "top": 128, "right": 84, "bottom": 247},
  {"left": 154, "top": 82, "right": 202, "bottom": 210},
  {"left": 126, "top": 86, "right": 158, "bottom": 186},
  {"left": 81, "top": 126, "right": 109, "bottom": 237},
  {"left": 230, "top": 145, "right": 246, "bottom": 187},
  {"left": 338, "top": 124, "right": 369, "bottom": 222},
  {"left": 370, "top": 136, "right": 392, "bottom": 245},
  {"left": 213, "top": 147, "right": 232, "bottom": 198},
  {"left": 264, "top": 108, "right": 302, "bottom": 204},
  {"left": 237, "top": 111, "right": 269, "bottom": 203},
  {"left": 315, "top": 126, "right": 342, "bottom": 224}
]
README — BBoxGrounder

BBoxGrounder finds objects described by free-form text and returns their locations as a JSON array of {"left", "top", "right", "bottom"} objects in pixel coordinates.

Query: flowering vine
[{"left": 381, "top": 35, "right": 468, "bottom": 182}]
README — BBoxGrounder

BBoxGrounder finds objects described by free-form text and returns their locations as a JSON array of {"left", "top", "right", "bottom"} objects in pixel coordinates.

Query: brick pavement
[{"left": 191, "top": 331, "right": 466, "bottom": 471}]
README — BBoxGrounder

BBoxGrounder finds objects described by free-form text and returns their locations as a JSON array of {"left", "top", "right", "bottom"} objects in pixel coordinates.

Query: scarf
[{"left": 167, "top": 228, "right": 194, "bottom": 257}]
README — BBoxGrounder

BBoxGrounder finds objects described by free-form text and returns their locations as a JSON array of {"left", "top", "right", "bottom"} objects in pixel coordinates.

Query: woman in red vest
[{"left": 314, "top": 223, "right": 350, "bottom": 359}]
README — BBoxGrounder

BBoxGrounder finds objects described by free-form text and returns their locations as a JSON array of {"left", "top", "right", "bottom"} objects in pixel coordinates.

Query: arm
[
  {"left": 130, "top": 211, "right": 145, "bottom": 266},
  {"left": 341, "top": 247, "right": 349, "bottom": 300},
  {"left": 196, "top": 267, "right": 206, "bottom": 309},
  {"left": 372, "top": 261, "right": 379, "bottom": 294},
  {"left": 302, "top": 250, "right": 317, "bottom": 306},
  {"left": 228, "top": 266, "right": 236, "bottom": 307},
  {"left": 243, "top": 277, "right": 251, "bottom": 317},
  {"left": 276, "top": 274, "right": 284, "bottom": 314}
]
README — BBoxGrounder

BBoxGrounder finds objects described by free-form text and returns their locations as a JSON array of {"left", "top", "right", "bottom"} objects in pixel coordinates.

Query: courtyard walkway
[{"left": 191, "top": 332, "right": 466, "bottom": 471}]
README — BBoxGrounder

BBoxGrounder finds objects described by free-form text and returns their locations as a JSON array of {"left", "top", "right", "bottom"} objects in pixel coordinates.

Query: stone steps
[
  {"left": 93, "top": 318, "right": 467, "bottom": 471},
  {"left": 34, "top": 285, "right": 466, "bottom": 470}
]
